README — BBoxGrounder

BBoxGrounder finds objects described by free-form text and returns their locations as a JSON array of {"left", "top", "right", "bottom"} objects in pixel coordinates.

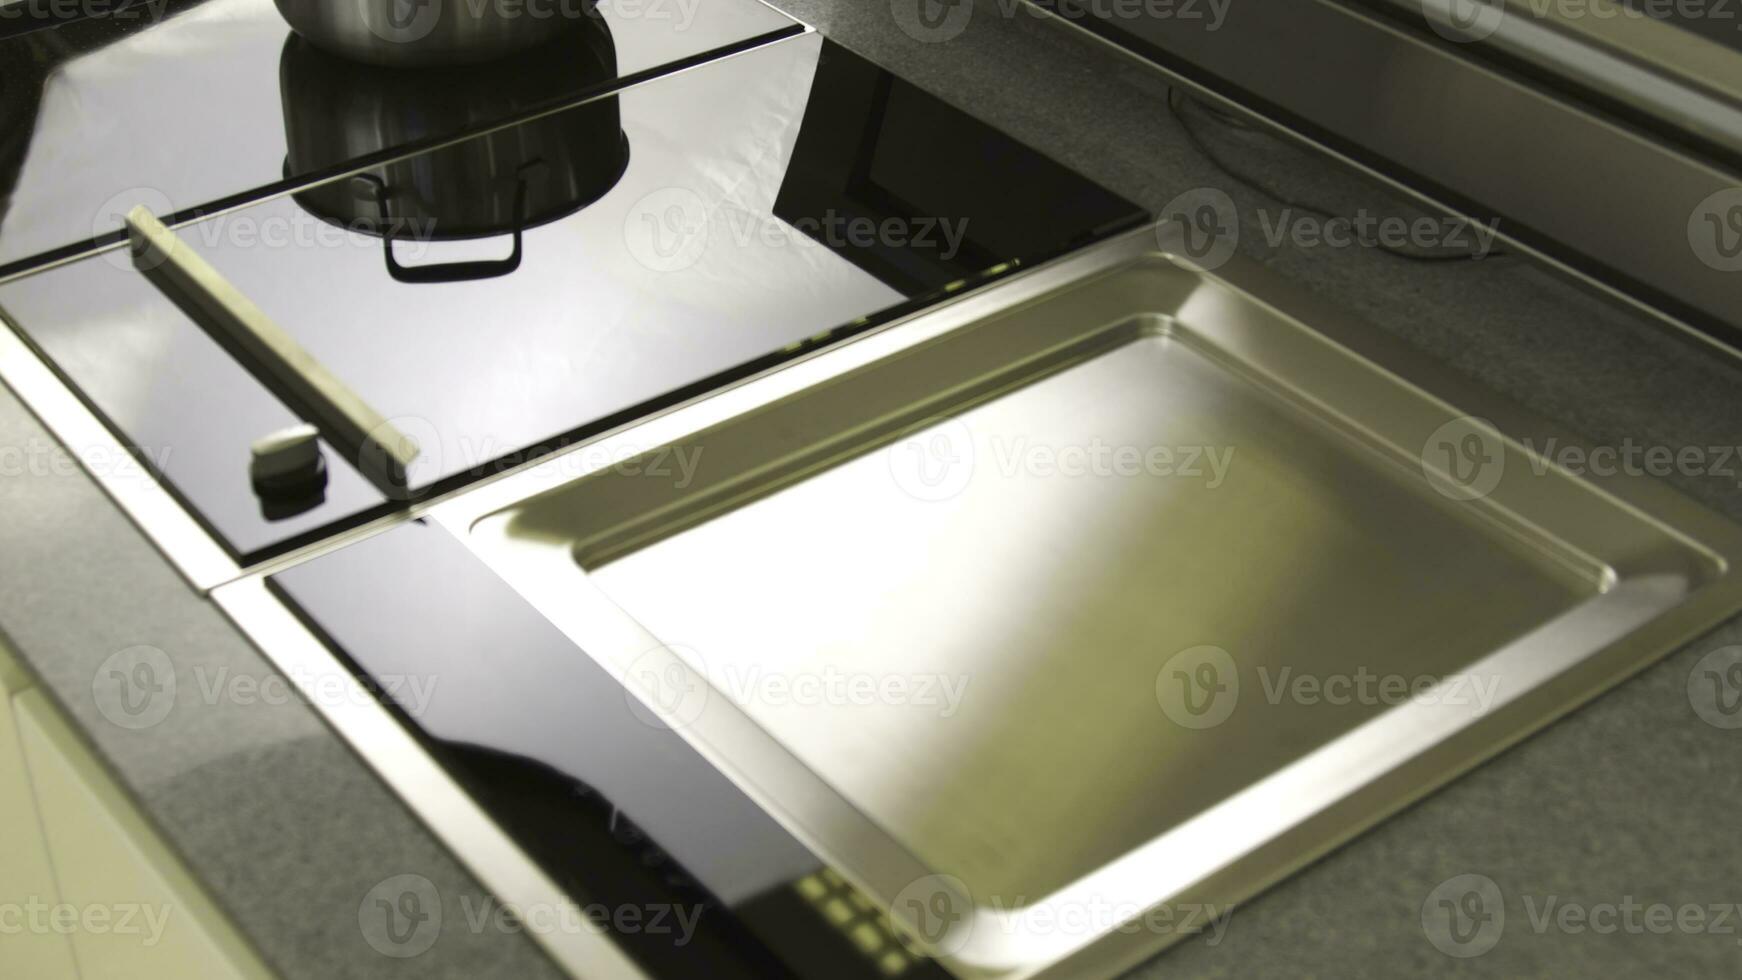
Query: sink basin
[
  {"left": 444, "top": 227, "right": 1742, "bottom": 979},
  {"left": 572, "top": 323, "right": 1594, "bottom": 905}
]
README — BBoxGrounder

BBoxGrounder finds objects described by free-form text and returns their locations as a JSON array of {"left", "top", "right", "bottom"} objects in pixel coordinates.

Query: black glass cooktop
[
  {"left": 0, "top": 0, "right": 802, "bottom": 273},
  {"left": 0, "top": 32, "right": 1147, "bottom": 563},
  {"left": 272, "top": 519, "right": 951, "bottom": 979}
]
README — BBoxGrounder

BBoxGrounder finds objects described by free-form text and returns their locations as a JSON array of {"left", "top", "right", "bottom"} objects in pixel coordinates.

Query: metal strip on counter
[{"left": 1029, "top": 0, "right": 1742, "bottom": 354}]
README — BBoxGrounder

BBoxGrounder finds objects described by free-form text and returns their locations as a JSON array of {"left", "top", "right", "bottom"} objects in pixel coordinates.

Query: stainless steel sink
[{"left": 437, "top": 226, "right": 1742, "bottom": 979}]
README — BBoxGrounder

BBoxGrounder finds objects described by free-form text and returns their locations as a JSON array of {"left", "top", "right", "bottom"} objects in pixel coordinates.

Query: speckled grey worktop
[{"left": 3, "top": 1, "right": 1741, "bottom": 978}]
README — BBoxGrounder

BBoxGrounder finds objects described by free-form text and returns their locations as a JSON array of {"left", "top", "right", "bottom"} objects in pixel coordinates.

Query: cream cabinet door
[
  {"left": 0, "top": 649, "right": 78, "bottom": 980},
  {"left": 12, "top": 683, "right": 275, "bottom": 980}
]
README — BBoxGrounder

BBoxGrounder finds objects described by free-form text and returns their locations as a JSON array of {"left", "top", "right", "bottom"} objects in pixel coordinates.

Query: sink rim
[{"left": 432, "top": 224, "right": 1742, "bottom": 979}]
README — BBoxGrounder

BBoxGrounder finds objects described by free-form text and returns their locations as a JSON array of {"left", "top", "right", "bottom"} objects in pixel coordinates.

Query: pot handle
[{"left": 353, "top": 163, "right": 541, "bottom": 285}]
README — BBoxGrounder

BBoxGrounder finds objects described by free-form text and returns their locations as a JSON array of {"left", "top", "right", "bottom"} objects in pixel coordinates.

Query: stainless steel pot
[
  {"left": 273, "top": 0, "right": 600, "bottom": 67},
  {"left": 281, "top": 29, "right": 628, "bottom": 282}
]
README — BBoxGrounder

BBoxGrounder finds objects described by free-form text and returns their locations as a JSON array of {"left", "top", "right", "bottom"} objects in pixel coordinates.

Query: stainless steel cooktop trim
[
  {"left": 0, "top": 311, "right": 240, "bottom": 589},
  {"left": 1025, "top": 0, "right": 1742, "bottom": 361},
  {"left": 1413, "top": 0, "right": 1742, "bottom": 147}
]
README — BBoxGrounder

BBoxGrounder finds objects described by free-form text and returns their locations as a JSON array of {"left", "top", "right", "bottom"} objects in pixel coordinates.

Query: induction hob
[
  {"left": 0, "top": 0, "right": 803, "bottom": 274},
  {"left": 270, "top": 518, "right": 949, "bottom": 980},
  {"left": 0, "top": 31, "right": 1147, "bottom": 565}
]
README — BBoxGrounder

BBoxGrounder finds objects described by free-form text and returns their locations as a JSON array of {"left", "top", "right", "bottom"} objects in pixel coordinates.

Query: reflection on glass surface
[
  {"left": 0, "top": 34, "right": 1145, "bottom": 561},
  {"left": 282, "top": 28, "right": 632, "bottom": 286},
  {"left": 774, "top": 48, "right": 1143, "bottom": 294},
  {"left": 0, "top": 0, "right": 798, "bottom": 271},
  {"left": 271, "top": 519, "right": 953, "bottom": 979}
]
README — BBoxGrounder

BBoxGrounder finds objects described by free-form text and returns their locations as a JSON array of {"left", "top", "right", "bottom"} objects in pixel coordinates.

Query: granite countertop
[{"left": 3, "top": 1, "right": 1740, "bottom": 978}]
